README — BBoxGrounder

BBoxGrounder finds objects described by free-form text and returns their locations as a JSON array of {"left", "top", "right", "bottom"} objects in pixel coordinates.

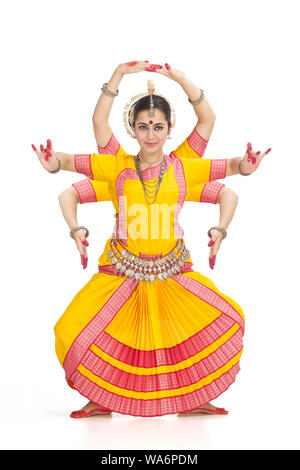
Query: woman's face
[{"left": 134, "top": 108, "right": 170, "bottom": 154}]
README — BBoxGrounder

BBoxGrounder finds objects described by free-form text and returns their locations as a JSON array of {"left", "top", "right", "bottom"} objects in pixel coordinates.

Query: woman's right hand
[
  {"left": 73, "top": 229, "right": 89, "bottom": 269},
  {"left": 31, "top": 139, "right": 60, "bottom": 173}
]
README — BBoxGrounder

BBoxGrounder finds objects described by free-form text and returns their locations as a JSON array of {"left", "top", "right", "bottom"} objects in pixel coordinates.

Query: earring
[{"left": 167, "top": 135, "right": 172, "bottom": 139}]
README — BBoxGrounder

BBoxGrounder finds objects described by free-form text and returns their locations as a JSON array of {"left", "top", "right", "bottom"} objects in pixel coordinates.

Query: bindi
[{"left": 149, "top": 120, "right": 153, "bottom": 124}]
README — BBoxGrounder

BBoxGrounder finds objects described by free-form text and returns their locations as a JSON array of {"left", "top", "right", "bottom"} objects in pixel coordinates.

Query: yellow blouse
[{"left": 74, "top": 140, "right": 227, "bottom": 259}]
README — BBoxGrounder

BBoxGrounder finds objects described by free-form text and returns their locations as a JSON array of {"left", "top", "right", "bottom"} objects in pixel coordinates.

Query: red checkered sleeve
[
  {"left": 97, "top": 132, "right": 120, "bottom": 155},
  {"left": 72, "top": 179, "right": 97, "bottom": 204},
  {"left": 72, "top": 179, "right": 111, "bottom": 204},
  {"left": 182, "top": 158, "right": 227, "bottom": 188},
  {"left": 186, "top": 127, "right": 208, "bottom": 157},
  {"left": 209, "top": 159, "right": 227, "bottom": 180},
  {"left": 200, "top": 182, "right": 225, "bottom": 203},
  {"left": 74, "top": 154, "right": 93, "bottom": 179},
  {"left": 186, "top": 182, "right": 225, "bottom": 204},
  {"left": 172, "top": 126, "right": 209, "bottom": 160}
]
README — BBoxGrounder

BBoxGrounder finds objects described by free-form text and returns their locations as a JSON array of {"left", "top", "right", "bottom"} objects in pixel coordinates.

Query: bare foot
[
  {"left": 178, "top": 402, "right": 228, "bottom": 415},
  {"left": 70, "top": 400, "right": 112, "bottom": 418},
  {"left": 80, "top": 401, "right": 111, "bottom": 412}
]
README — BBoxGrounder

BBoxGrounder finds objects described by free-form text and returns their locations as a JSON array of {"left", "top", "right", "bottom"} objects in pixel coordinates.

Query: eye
[{"left": 138, "top": 125, "right": 164, "bottom": 131}]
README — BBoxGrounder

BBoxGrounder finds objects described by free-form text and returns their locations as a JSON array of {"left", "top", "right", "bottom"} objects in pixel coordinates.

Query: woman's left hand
[
  {"left": 239, "top": 142, "right": 272, "bottom": 175},
  {"left": 208, "top": 230, "right": 224, "bottom": 269},
  {"left": 149, "top": 63, "right": 187, "bottom": 84}
]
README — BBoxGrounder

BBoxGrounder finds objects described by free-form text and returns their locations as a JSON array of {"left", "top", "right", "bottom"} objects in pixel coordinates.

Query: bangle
[
  {"left": 188, "top": 89, "right": 204, "bottom": 105},
  {"left": 208, "top": 226, "right": 227, "bottom": 240},
  {"left": 48, "top": 157, "right": 61, "bottom": 174},
  {"left": 70, "top": 226, "right": 89, "bottom": 239},
  {"left": 238, "top": 159, "right": 251, "bottom": 176},
  {"left": 101, "top": 82, "right": 119, "bottom": 97}
]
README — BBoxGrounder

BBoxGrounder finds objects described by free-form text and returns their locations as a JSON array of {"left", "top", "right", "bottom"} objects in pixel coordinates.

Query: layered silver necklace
[{"left": 135, "top": 153, "right": 165, "bottom": 204}]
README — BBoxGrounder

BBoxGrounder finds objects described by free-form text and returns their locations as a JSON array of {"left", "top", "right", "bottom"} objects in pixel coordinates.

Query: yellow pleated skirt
[{"left": 54, "top": 254, "right": 245, "bottom": 417}]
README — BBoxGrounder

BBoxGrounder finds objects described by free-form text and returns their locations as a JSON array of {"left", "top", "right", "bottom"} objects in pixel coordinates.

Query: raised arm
[
  {"left": 154, "top": 64, "right": 216, "bottom": 141},
  {"left": 92, "top": 66, "right": 123, "bottom": 150},
  {"left": 178, "top": 75, "right": 216, "bottom": 142},
  {"left": 92, "top": 61, "right": 150, "bottom": 150}
]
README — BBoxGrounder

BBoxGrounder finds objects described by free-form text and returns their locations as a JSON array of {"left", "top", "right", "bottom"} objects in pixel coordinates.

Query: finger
[
  {"left": 208, "top": 239, "right": 215, "bottom": 247},
  {"left": 145, "top": 66, "right": 157, "bottom": 72},
  {"left": 40, "top": 144, "right": 44, "bottom": 151},
  {"left": 80, "top": 254, "right": 88, "bottom": 267},
  {"left": 153, "top": 68, "right": 169, "bottom": 77},
  {"left": 165, "top": 63, "right": 171, "bottom": 70},
  {"left": 258, "top": 147, "right": 272, "bottom": 160},
  {"left": 46, "top": 139, "right": 52, "bottom": 151},
  {"left": 212, "top": 254, "right": 216, "bottom": 267},
  {"left": 32, "top": 144, "right": 37, "bottom": 152},
  {"left": 247, "top": 142, "right": 253, "bottom": 156},
  {"left": 82, "top": 239, "right": 89, "bottom": 247}
]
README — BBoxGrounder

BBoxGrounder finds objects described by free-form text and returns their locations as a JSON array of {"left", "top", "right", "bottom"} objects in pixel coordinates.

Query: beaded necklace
[{"left": 135, "top": 153, "right": 165, "bottom": 205}]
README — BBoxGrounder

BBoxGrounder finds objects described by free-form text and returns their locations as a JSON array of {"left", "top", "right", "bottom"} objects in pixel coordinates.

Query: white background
[{"left": 1, "top": 0, "right": 299, "bottom": 450}]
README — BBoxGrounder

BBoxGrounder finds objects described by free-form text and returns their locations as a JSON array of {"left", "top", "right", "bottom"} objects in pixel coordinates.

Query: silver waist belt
[{"left": 106, "top": 238, "right": 190, "bottom": 283}]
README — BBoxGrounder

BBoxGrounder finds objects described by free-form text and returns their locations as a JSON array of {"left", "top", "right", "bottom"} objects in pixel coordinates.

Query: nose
[{"left": 147, "top": 126, "right": 155, "bottom": 140}]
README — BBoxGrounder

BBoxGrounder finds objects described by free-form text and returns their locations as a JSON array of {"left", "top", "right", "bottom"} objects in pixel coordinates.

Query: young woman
[
  {"left": 32, "top": 62, "right": 271, "bottom": 418},
  {"left": 67, "top": 61, "right": 225, "bottom": 272}
]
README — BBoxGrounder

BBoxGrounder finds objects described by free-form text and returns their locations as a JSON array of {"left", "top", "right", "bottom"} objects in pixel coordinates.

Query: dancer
[
  {"left": 70, "top": 61, "right": 225, "bottom": 272},
  {"left": 32, "top": 63, "right": 271, "bottom": 417}
]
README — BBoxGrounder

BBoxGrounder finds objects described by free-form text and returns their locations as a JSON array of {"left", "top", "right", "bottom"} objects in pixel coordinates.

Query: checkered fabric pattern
[
  {"left": 187, "top": 127, "right": 208, "bottom": 156},
  {"left": 97, "top": 132, "right": 120, "bottom": 155},
  {"left": 172, "top": 156, "right": 186, "bottom": 239},
  {"left": 74, "top": 154, "right": 93, "bottom": 179},
  {"left": 64, "top": 278, "right": 138, "bottom": 380},
  {"left": 72, "top": 179, "right": 97, "bottom": 204},
  {"left": 210, "top": 159, "right": 227, "bottom": 181},
  {"left": 80, "top": 328, "right": 242, "bottom": 392},
  {"left": 68, "top": 362, "right": 240, "bottom": 417},
  {"left": 173, "top": 275, "right": 245, "bottom": 332},
  {"left": 93, "top": 314, "right": 239, "bottom": 368},
  {"left": 200, "top": 182, "right": 225, "bottom": 204}
]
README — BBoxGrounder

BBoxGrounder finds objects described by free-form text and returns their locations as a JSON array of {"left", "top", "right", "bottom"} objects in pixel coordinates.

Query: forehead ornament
[{"left": 123, "top": 80, "right": 176, "bottom": 139}]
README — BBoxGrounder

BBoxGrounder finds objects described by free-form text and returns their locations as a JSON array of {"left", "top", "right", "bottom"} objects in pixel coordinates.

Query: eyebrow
[{"left": 137, "top": 122, "right": 165, "bottom": 126}]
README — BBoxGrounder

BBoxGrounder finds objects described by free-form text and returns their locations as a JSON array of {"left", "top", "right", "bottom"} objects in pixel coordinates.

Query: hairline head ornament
[{"left": 123, "top": 79, "right": 176, "bottom": 139}]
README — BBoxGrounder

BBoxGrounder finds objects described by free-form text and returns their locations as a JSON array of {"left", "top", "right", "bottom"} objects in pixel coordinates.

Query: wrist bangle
[
  {"left": 188, "top": 89, "right": 204, "bottom": 105},
  {"left": 238, "top": 159, "right": 251, "bottom": 176},
  {"left": 101, "top": 82, "right": 119, "bottom": 97},
  {"left": 70, "top": 226, "right": 89, "bottom": 239},
  {"left": 48, "top": 157, "right": 61, "bottom": 174},
  {"left": 208, "top": 226, "right": 227, "bottom": 240}
]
